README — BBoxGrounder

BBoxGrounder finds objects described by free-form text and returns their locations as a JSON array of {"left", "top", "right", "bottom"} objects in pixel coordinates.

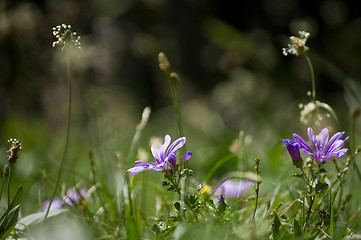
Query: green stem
[
  {"left": 252, "top": 183, "right": 259, "bottom": 221},
  {"left": 5, "top": 163, "right": 13, "bottom": 217},
  {"left": 316, "top": 101, "right": 340, "bottom": 129},
  {"left": 168, "top": 75, "right": 184, "bottom": 140},
  {"left": 304, "top": 53, "right": 316, "bottom": 102},
  {"left": 44, "top": 50, "right": 72, "bottom": 220}
]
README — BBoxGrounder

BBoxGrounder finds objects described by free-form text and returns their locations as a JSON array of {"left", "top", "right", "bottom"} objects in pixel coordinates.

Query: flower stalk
[
  {"left": 45, "top": 25, "right": 81, "bottom": 220},
  {"left": 44, "top": 49, "right": 72, "bottom": 220}
]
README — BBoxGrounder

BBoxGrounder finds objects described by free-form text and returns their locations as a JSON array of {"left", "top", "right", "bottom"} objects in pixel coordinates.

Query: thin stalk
[
  {"left": 5, "top": 163, "right": 14, "bottom": 217},
  {"left": 44, "top": 50, "right": 72, "bottom": 220},
  {"left": 0, "top": 168, "right": 7, "bottom": 202},
  {"left": 252, "top": 157, "right": 261, "bottom": 221},
  {"left": 304, "top": 53, "right": 316, "bottom": 102},
  {"left": 168, "top": 74, "right": 184, "bottom": 140}
]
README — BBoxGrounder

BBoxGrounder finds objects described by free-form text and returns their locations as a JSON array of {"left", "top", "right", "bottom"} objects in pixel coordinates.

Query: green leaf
[
  {"left": 174, "top": 202, "right": 180, "bottom": 212},
  {"left": 315, "top": 182, "right": 329, "bottom": 193},
  {"left": 15, "top": 209, "right": 68, "bottom": 232},
  {"left": 272, "top": 213, "right": 281, "bottom": 240},
  {"left": 0, "top": 185, "right": 21, "bottom": 225},
  {"left": 294, "top": 219, "right": 303, "bottom": 240},
  {"left": 0, "top": 205, "right": 20, "bottom": 239},
  {"left": 290, "top": 174, "right": 304, "bottom": 179},
  {"left": 151, "top": 222, "right": 169, "bottom": 233}
]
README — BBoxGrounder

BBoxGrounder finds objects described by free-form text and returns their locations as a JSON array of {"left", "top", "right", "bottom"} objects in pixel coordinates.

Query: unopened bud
[
  {"left": 169, "top": 72, "right": 180, "bottom": 86},
  {"left": 158, "top": 52, "right": 170, "bottom": 71},
  {"left": 3, "top": 164, "right": 10, "bottom": 177}
]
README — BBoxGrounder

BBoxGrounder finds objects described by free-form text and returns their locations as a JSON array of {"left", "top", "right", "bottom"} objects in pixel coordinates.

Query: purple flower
[
  {"left": 40, "top": 197, "right": 63, "bottom": 212},
  {"left": 281, "top": 138, "right": 303, "bottom": 168},
  {"left": 281, "top": 139, "right": 301, "bottom": 162},
  {"left": 293, "top": 127, "right": 349, "bottom": 162},
  {"left": 218, "top": 195, "right": 225, "bottom": 204},
  {"left": 214, "top": 179, "right": 254, "bottom": 198},
  {"left": 127, "top": 134, "right": 191, "bottom": 175},
  {"left": 64, "top": 188, "right": 87, "bottom": 206}
]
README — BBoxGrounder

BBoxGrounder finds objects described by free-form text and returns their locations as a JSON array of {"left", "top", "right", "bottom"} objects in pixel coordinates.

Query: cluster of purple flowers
[
  {"left": 281, "top": 127, "right": 349, "bottom": 166},
  {"left": 41, "top": 188, "right": 87, "bottom": 212}
]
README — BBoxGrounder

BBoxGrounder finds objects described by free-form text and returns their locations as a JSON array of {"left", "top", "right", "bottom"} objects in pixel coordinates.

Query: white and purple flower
[{"left": 127, "top": 134, "right": 192, "bottom": 175}]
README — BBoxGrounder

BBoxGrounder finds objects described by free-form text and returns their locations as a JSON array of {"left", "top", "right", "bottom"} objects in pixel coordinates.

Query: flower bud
[{"left": 281, "top": 139, "right": 303, "bottom": 168}]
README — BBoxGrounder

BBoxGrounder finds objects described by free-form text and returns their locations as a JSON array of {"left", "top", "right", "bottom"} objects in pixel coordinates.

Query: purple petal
[
  {"left": 182, "top": 151, "right": 192, "bottom": 162},
  {"left": 293, "top": 133, "right": 312, "bottom": 155},
  {"left": 325, "top": 133, "right": 348, "bottom": 156},
  {"left": 151, "top": 135, "right": 171, "bottom": 164},
  {"left": 307, "top": 127, "right": 315, "bottom": 146},
  {"left": 313, "top": 150, "right": 323, "bottom": 162},
  {"left": 166, "top": 137, "right": 186, "bottom": 157},
  {"left": 127, "top": 161, "right": 162, "bottom": 175},
  {"left": 64, "top": 188, "right": 86, "bottom": 206},
  {"left": 314, "top": 128, "right": 329, "bottom": 152},
  {"left": 218, "top": 195, "right": 225, "bottom": 204},
  {"left": 41, "top": 198, "right": 63, "bottom": 212},
  {"left": 280, "top": 139, "right": 301, "bottom": 162},
  {"left": 324, "top": 148, "right": 348, "bottom": 161},
  {"left": 214, "top": 179, "right": 254, "bottom": 198},
  {"left": 168, "top": 154, "right": 177, "bottom": 167}
]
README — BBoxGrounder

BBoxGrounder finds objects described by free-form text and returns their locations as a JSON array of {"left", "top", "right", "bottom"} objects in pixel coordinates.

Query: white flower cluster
[
  {"left": 52, "top": 24, "right": 81, "bottom": 49},
  {"left": 8, "top": 138, "right": 23, "bottom": 149},
  {"left": 282, "top": 31, "right": 310, "bottom": 56}
]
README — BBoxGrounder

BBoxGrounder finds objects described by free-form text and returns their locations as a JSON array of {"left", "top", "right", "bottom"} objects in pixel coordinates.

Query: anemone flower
[
  {"left": 293, "top": 127, "right": 349, "bottom": 162},
  {"left": 127, "top": 134, "right": 192, "bottom": 175}
]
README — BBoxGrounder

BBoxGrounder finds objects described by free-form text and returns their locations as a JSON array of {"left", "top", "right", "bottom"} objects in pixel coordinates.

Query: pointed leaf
[
  {"left": 294, "top": 219, "right": 303, "bottom": 240},
  {"left": 0, "top": 205, "right": 20, "bottom": 238},
  {"left": 272, "top": 213, "right": 281, "bottom": 240}
]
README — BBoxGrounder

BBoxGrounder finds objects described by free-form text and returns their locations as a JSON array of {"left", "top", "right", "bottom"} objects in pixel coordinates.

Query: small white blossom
[
  {"left": 52, "top": 24, "right": 81, "bottom": 50},
  {"left": 282, "top": 31, "right": 310, "bottom": 56}
]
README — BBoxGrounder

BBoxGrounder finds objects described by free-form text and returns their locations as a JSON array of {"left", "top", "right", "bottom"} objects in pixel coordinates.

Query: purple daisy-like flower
[
  {"left": 127, "top": 134, "right": 192, "bottom": 175},
  {"left": 214, "top": 179, "right": 254, "bottom": 198},
  {"left": 293, "top": 127, "right": 349, "bottom": 162}
]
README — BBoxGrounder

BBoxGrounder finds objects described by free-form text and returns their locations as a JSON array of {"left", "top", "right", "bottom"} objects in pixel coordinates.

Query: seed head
[
  {"left": 52, "top": 24, "right": 81, "bottom": 50},
  {"left": 7, "top": 138, "right": 23, "bottom": 164}
]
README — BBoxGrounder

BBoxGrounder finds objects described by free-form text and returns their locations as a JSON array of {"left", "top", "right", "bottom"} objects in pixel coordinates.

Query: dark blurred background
[
  {"left": 1, "top": 0, "right": 361, "bottom": 119},
  {"left": 1, "top": 0, "right": 361, "bottom": 213}
]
